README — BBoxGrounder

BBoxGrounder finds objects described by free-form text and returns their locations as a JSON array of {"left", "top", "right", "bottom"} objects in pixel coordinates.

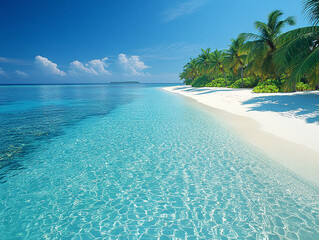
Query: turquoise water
[{"left": 0, "top": 84, "right": 318, "bottom": 239}]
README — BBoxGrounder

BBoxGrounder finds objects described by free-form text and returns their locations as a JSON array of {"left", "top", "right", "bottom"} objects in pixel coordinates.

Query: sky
[{"left": 0, "top": 0, "right": 310, "bottom": 84}]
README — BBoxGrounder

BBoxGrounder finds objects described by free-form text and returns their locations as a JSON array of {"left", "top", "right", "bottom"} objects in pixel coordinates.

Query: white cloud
[
  {"left": 162, "top": 0, "right": 209, "bottom": 22},
  {"left": 0, "top": 57, "right": 30, "bottom": 65},
  {"left": 15, "top": 70, "right": 28, "bottom": 77},
  {"left": 0, "top": 57, "right": 17, "bottom": 64},
  {"left": 35, "top": 55, "right": 66, "bottom": 76},
  {"left": 118, "top": 54, "right": 149, "bottom": 76},
  {"left": 0, "top": 67, "right": 5, "bottom": 75},
  {"left": 0, "top": 67, "right": 10, "bottom": 78},
  {"left": 69, "top": 58, "right": 110, "bottom": 76}
]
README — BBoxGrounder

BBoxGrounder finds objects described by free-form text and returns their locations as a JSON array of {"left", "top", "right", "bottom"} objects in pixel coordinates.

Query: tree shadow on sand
[
  {"left": 172, "top": 86, "right": 190, "bottom": 91},
  {"left": 171, "top": 87, "right": 233, "bottom": 95},
  {"left": 242, "top": 92, "right": 319, "bottom": 124},
  {"left": 195, "top": 89, "right": 233, "bottom": 95}
]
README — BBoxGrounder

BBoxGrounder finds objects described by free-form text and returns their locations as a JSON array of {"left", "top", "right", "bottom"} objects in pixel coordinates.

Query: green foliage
[
  {"left": 226, "top": 35, "right": 248, "bottom": 76},
  {"left": 230, "top": 77, "right": 258, "bottom": 88},
  {"left": 179, "top": 7, "right": 319, "bottom": 92},
  {"left": 191, "top": 75, "right": 211, "bottom": 87},
  {"left": 275, "top": 26, "right": 319, "bottom": 90},
  {"left": 296, "top": 82, "right": 314, "bottom": 91},
  {"left": 226, "top": 74, "right": 237, "bottom": 85},
  {"left": 184, "top": 79, "right": 193, "bottom": 85},
  {"left": 253, "top": 79, "right": 280, "bottom": 93},
  {"left": 179, "top": 58, "right": 199, "bottom": 84},
  {"left": 241, "top": 10, "right": 296, "bottom": 79},
  {"left": 303, "top": 0, "right": 319, "bottom": 25},
  {"left": 197, "top": 48, "right": 213, "bottom": 75},
  {"left": 253, "top": 85, "right": 280, "bottom": 93},
  {"left": 205, "top": 78, "right": 227, "bottom": 87}
]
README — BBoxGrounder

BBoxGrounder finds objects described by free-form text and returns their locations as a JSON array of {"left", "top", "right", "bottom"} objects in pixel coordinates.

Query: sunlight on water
[{"left": 0, "top": 85, "right": 318, "bottom": 239}]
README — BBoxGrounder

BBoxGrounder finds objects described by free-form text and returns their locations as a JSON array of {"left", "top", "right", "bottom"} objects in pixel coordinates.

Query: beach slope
[{"left": 164, "top": 86, "right": 319, "bottom": 184}]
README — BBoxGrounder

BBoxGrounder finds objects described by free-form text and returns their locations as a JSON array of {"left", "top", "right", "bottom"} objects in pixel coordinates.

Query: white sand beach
[{"left": 164, "top": 86, "right": 319, "bottom": 185}]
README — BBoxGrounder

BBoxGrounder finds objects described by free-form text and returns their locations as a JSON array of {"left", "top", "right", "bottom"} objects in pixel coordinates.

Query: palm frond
[
  {"left": 288, "top": 47, "right": 319, "bottom": 86},
  {"left": 240, "top": 33, "right": 260, "bottom": 41},
  {"left": 274, "top": 16, "right": 296, "bottom": 36},
  {"left": 274, "top": 31, "right": 314, "bottom": 67},
  {"left": 268, "top": 10, "right": 284, "bottom": 30},
  {"left": 276, "top": 26, "right": 319, "bottom": 45},
  {"left": 255, "top": 21, "right": 270, "bottom": 36},
  {"left": 303, "top": 0, "right": 319, "bottom": 25}
]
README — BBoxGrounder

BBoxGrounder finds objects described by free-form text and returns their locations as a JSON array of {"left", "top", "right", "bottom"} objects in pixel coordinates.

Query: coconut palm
[
  {"left": 275, "top": 27, "right": 319, "bottom": 90},
  {"left": 196, "top": 48, "right": 213, "bottom": 77},
  {"left": 241, "top": 10, "right": 296, "bottom": 80},
  {"left": 180, "top": 58, "right": 200, "bottom": 84},
  {"left": 210, "top": 49, "right": 229, "bottom": 86},
  {"left": 178, "top": 2, "right": 319, "bottom": 91},
  {"left": 226, "top": 34, "right": 248, "bottom": 88},
  {"left": 274, "top": 1, "right": 319, "bottom": 91}
]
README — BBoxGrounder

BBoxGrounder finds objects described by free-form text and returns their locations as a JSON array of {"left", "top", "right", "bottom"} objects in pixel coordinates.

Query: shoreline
[{"left": 163, "top": 85, "right": 319, "bottom": 186}]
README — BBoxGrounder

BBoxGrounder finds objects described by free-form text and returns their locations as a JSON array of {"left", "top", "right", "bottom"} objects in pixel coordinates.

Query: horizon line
[{"left": 0, "top": 82, "right": 181, "bottom": 86}]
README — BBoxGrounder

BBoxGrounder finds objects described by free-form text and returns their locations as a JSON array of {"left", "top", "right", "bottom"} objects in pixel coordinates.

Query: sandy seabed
[{"left": 164, "top": 86, "right": 319, "bottom": 186}]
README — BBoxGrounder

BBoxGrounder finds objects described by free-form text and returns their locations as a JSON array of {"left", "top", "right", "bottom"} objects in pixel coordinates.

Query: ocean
[{"left": 0, "top": 84, "right": 318, "bottom": 239}]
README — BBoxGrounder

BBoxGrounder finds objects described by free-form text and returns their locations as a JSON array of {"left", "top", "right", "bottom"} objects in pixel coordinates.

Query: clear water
[{"left": 0, "top": 84, "right": 318, "bottom": 239}]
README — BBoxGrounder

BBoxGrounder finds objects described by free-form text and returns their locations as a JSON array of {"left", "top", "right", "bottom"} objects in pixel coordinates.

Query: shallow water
[{"left": 0, "top": 84, "right": 318, "bottom": 239}]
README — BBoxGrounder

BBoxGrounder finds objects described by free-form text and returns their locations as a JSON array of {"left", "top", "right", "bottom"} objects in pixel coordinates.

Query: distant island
[{"left": 110, "top": 81, "right": 140, "bottom": 84}]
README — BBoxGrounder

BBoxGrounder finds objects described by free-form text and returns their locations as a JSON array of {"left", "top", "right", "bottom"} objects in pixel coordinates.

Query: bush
[
  {"left": 230, "top": 77, "right": 258, "bottom": 88},
  {"left": 253, "top": 85, "right": 279, "bottom": 93},
  {"left": 296, "top": 82, "right": 314, "bottom": 91},
  {"left": 184, "top": 79, "right": 193, "bottom": 85},
  {"left": 191, "top": 75, "right": 211, "bottom": 87},
  {"left": 253, "top": 79, "right": 279, "bottom": 93},
  {"left": 226, "top": 75, "right": 237, "bottom": 85},
  {"left": 205, "top": 78, "right": 227, "bottom": 87}
]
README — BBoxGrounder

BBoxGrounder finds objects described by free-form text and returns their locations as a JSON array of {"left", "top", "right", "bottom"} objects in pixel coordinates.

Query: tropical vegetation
[{"left": 179, "top": 0, "right": 319, "bottom": 92}]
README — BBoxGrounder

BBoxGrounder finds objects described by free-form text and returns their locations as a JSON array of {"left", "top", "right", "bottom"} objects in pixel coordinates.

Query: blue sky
[{"left": 0, "top": 0, "right": 309, "bottom": 84}]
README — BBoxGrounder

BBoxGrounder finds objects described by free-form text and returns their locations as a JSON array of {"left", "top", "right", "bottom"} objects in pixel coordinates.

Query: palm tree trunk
[
  {"left": 222, "top": 68, "right": 228, "bottom": 87},
  {"left": 241, "top": 67, "right": 244, "bottom": 88}
]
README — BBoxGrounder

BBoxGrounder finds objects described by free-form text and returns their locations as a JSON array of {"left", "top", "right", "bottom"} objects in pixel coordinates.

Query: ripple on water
[{"left": 0, "top": 86, "right": 318, "bottom": 239}]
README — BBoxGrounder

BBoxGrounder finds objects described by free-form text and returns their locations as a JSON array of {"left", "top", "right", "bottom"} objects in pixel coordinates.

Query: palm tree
[
  {"left": 196, "top": 48, "right": 213, "bottom": 77},
  {"left": 180, "top": 58, "right": 200, "bottom": 84},
  {"left": 226, "top": 34, "right": 248, "bottom": 88},
  {"left": 274, "top": 2, "right": 319, "bottom": 91},
  {"left": 241, "top": 10, "right": 296, "bottom": 80},
  {"left": 210, "top": 49, "right": 229, "bottom": 86}
]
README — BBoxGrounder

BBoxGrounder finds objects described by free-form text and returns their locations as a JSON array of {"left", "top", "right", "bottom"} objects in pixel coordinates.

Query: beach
[{"left": 164, "top": 85, "right": 319, "bottom": 185}]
